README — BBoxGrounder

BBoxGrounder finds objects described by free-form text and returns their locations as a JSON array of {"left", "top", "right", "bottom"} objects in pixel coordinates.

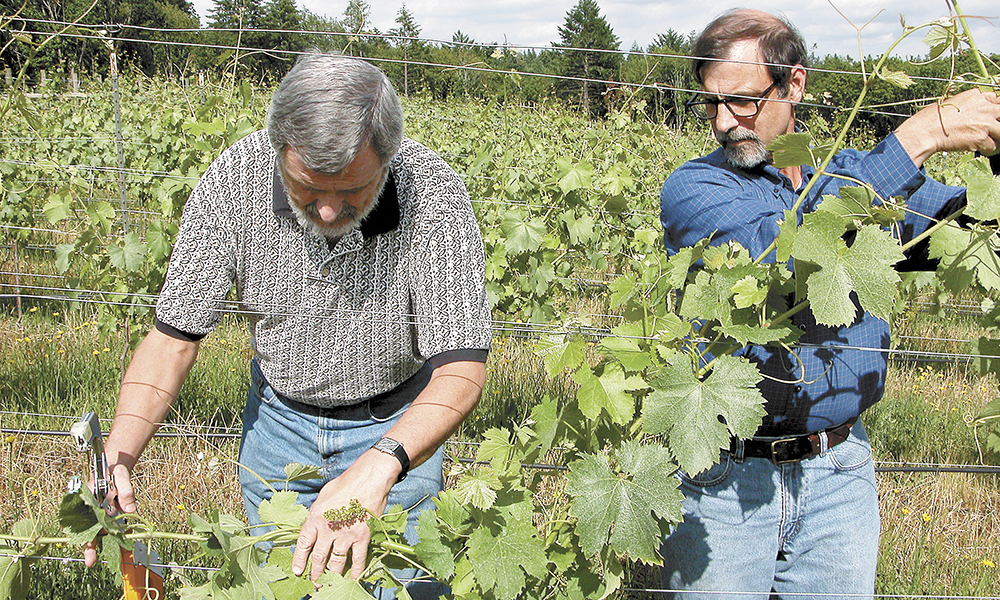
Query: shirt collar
[{"left": 271, "top": 160, "right": 400, "bottom": 240}]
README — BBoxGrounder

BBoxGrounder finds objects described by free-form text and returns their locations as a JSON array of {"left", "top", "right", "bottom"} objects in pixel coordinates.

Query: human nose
[
  {"left": 713, "top": 102, "right": 740, "bottom": 131},
  {"left": 313, "top": 194, "right": 346, "bottom": 223}
]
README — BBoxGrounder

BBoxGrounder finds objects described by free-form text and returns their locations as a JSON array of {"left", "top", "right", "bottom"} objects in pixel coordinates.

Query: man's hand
[
  {"left": 896, "top": 88, "right": 1000, "bottom": 168},
  {"left": 82, "top": 462, "right": 137, "bottom": 567},
  {"left": 291, "top": 449, "right": 399, "bottom": 582}
]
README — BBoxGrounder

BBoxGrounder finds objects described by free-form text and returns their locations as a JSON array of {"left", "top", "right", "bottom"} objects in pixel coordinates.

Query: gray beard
[
  {"left": 289, "top": 198, "right": 377, "bottom": 240},
  {"left": 718, "top": 129, "right": 769, "bottom": 169}
]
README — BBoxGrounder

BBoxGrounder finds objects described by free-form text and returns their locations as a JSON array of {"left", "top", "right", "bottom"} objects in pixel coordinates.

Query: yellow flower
[
  {"left": 29, "top": 306, "right": 38, "bottom": 313},
  {"left": 102, "top": 347, "right": 110, "bottom": 352},
  {"left": 22, "top": 337, "right": 30, "bottom": 343},
  {"left": 53, "top": 312, "right": 59, "bottom": 316},
  {"left": 983, "top": 559, "right": 996, "bottom": 568},
  {"left": 92, "top": 350, "right": 100, "bottom": 355},
  {"left": 901, "top": 508, "right": 911, "bottom": 516},
  {"left": 179, "top": 484, "right": 186, "bottom": 490},
  {"left": 176, "top": 503, "right": 186, "bottom": 511},
  {"left": 4, "top": 435, "right": 16, "bottom": 444},
  {"left": 921, "top": 513, "right": 932, "bottom": 522}
]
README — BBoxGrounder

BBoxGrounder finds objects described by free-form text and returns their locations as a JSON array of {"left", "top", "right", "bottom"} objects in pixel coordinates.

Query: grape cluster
[{"left": 324, "top": 499, "right": 368, "bottom": 530}]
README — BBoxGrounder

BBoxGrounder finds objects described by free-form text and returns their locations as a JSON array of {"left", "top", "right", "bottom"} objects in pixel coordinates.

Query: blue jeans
[
  {"left": 660, "top": 420, "right": 880, "bottom": 600},
  {"left": 239, "top": 360, "right": 446, "bottom": 599}
]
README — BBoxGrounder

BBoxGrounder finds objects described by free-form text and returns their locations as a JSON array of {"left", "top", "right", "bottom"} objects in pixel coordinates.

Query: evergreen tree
[
  {"left": 259, "top": 0, "right": 305, "bottom": 76},
  {"left": 388, "top": 4, "right": 424, "bottom": 95},
  {"left": 554, "top": 0, "right": 620, "bottom": 117},
  {"left": 340, "top": 0, "right": 379, "bottom": 56}
]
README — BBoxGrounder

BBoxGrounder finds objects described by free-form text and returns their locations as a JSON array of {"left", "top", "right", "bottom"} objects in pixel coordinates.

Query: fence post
[
  {"left": 39, "top": 69, "right": 46, "bottom": 87},
  {"left": 198, "top": 70, "right": 205, "bottom": 104},
  {"left": 111, "top": 45, "right": 129, "bottom": 233},
  {"left": 70, "top": 67, "right": 79, "bottom": 94},
  {"left": 4, "top": 68, "right": 11, "bottom": 88}
]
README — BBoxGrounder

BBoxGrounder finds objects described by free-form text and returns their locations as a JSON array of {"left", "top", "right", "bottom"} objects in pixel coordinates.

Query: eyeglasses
[{"left": 685, "top": 82, "right": 779, "bottom": 120}]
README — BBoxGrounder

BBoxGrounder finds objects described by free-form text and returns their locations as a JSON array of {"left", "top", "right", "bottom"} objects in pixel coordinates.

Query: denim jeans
[
  {"left": 239, "top": 359, "right": 446, "bottom": 599},
  {"left": 660, "top": 420, "right": 880, "bottom": 600}
]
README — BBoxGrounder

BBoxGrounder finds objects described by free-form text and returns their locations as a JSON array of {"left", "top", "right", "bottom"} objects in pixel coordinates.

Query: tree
[
  {"left": 554, "top": 0, "right": 621, "bottom": 117},
  {"left": 387, "top": 4, "right": 424, "bottom": 94},
  {"left": 340, "top": 0, "right": 380, "bottom": 57}
]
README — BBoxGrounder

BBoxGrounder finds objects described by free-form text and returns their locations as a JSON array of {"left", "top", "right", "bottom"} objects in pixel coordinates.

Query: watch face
[{"left": 375, "top": 438, "right": 400, "bottom": 452}]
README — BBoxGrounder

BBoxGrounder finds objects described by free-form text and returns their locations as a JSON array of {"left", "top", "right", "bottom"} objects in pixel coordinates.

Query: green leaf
[
  {"left": 599, "top": 337, "right": 651, "bottom": 371},
  {"left": 146, "top": 221, "right": 176, "bottom": 260},
  {"left": 561, "top": 211, "right": 598, "bottom": 245},
  {"left": 877, "top": 67, "right": 915, "bottom": 89},
  {"left": 258, "top": 491, "right": 307, "bottom": 528},
  {"left": 500, "top": 211, "right": 545, "bottom": 253},
  {"left": 267, "top": 548, "right": 317, "bottom": 600},
  {"left": 793, "top": 213, "right": 902, "bottom": 325},
  {"left": 643, "top": 356, "right": 766, "bottom": 475},
  {"left": 42, "top": 194, "right": 72, "bottom": 224},
  {"left": 107, "top": 231, "right": 147, "bottom": 272},
  {"left": 311, "top": 572, "right": 376, "bottom": 599},
  {"left": 0, "top": 549, "right": 30, "bottom": 600},
  {"left": 454, "top": 468, "right": 502, "bottom": 510},
  {"left": 557, "top": 159, "right": 595, "bottom": 194},
  {"left": 961, "top": 157, "right": 1000, "bottom": 222},
  {"left": 768, "top": 133, "right": 814, "bottom": 169},
  {"left": 475, "top": 427, "right": 522, "bottom": 475},
  {"left": 976, "top": 338, "right": 1000, "bottom": 378},
  {"left": 85, "top": 201, "right": 116, "bottom": 232},
  {"left": 535, "top": 334, "right": 587, "bottom": 377},
  {"left": 54, "top": 244, "right": 75, "bottom": 273},
  {"left": 467, "top": 516, "right": 547, "bottom": 598},
  {"left": 281, "top": 462, "right": 323, "bottom": 483},
  {"left": 415, "top": 510, "right": 457, "bottom": 580},
  {"left": 776, "top": 210, "right": 798, "bottom": 262},
  {"left": 573, "top": 363, "right": 645, "bottom": 424},
  {"left": 565, "top": 440, "right": 682, "bottom": 564},
  {"left": 731, "top": 275, "right": 766, "bottom": 309},
  {"left": 929, "top": 227, "right": 1000, "bottom": 292}
]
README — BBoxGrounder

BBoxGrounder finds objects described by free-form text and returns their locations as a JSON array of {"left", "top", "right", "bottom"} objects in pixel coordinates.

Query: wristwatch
[{"left": 371, "top": 437, "right": 410, "bottom": 482}]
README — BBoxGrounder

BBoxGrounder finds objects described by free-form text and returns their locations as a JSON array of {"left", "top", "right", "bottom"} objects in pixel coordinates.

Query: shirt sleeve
[
  {"left": 406, "top": 150, "right": 493, "bottom": 361},
  {"left": 155, "top": 153, "right": 239, "bottom": 337}
]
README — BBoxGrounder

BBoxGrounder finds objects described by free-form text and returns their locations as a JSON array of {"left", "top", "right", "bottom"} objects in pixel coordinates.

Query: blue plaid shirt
[{"left": 660, "top": 133, "right": 965, "bottom": 435}]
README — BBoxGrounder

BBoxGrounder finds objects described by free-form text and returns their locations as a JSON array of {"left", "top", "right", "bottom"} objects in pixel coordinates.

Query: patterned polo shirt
[{"left": 156, "top": 130, "right": 492, "bottom": 407}]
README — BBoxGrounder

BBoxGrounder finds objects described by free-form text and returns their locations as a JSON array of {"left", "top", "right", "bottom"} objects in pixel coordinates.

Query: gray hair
[{"left": 267, "top": 54, "right": 404, "bottom": 173}]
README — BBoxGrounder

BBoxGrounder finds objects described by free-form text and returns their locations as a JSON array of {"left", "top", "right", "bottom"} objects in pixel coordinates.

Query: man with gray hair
[
  {"left": 85, "top": 54, "right": 492, "bottom": 598},
  {"left": 659, "top": 8, "right": 1000, "bottom": 598}
]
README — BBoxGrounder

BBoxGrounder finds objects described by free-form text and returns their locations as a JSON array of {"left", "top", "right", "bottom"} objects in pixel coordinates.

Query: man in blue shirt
[{"left": 659, "top": 9, "right": 1000, "bottom": 598}]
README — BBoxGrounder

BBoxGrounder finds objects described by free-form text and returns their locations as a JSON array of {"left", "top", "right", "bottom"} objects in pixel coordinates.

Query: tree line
[{"left": 1, "top": 0, "right": 996, "bottom": 135}]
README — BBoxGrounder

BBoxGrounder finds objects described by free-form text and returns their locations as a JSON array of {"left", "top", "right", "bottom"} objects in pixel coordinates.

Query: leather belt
[{"left": 730, "top": 419, "right": 857, "bottom": 464}]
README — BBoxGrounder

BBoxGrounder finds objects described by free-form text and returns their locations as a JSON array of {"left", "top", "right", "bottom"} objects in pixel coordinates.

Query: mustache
[{"left": 716, "top": 129, "right": 761, "bottom": 144}]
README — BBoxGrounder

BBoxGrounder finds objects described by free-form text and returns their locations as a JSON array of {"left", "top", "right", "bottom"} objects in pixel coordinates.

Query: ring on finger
[{"left": 331, "top": 550, "right": 348, "bottom": 557}]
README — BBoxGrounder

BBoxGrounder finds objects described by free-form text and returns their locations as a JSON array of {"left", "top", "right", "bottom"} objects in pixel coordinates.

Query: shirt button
[{"left": 794, "top": 385, "right": 803, "bottom": 393}]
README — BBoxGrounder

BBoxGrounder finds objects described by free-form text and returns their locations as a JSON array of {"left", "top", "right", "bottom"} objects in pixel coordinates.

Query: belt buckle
[{"left": 770, "top": 437, "right": 801, "bottom": 465}]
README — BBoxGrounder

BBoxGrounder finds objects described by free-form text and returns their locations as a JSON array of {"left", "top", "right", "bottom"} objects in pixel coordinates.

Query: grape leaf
[
  {"left": 573, "top": 363, "right": 645, "bottom": 424},
  {"left": 311, "top": 572, "right": 375, "bottom": 600},
  {"left": 535, "top": 334, "right": 587, "bottom": 377},
  {"left": 107, "top": 231, "right": 147, "bottom": 272},
  {"left": 467, "top": 515, "right": 547, "bottom": 598},
  {"left": 877, "top": 67, "right": 914, "bottom": 89},
  {"left": 598, "top": 336, "right": 651, "bottom": 371},
  {"left": 280, "top": 462, "right": 323, "bottom": 483},
  {"left": 267, "top": 548, "right": 317, "bottom": 600},
  {"left": 793, "top": 213, "right": 902, "bottom": 325},
  {"left": 0, "top": 546, "right": 30, "bottom": 600},
  {"left": 929, "top": 227, "right": 1000, "bottom": 292},
  {"left": 768, "top": 133, "right": 815, "bottom": 169},
  {"left": 454, "top": 468, "right": 501, "bottom": 511},
  {"left": 415, "top": 510, "right": 457, "bottom": 580},
  {"left": 42, "top": 194, "right": 71, "bottom": 224},
  {"left": 565, "top": 440, "right": 682, "bottom": 564},
  {"left": 258, "top": 490, "right": 307, "bottom": 528},
  {"left": 961, "top": 157, "right": 1000, "bottom": 222},
  {"left": 977, "top": 337, "right": 1000, "bottom": 378},
  {"left": 557, "top": 159, "right": 595, "bottom": 194},
  {"left": 642, "top": 356, "right": 765, "bottom": 475},
  {"left": 500, "top": 211, "right": 545, "bottom": 253}
]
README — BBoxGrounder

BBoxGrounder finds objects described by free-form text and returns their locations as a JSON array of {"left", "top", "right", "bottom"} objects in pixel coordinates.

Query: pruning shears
[{"left": 69, "top": 412, "right": 165, "bottom": 600}]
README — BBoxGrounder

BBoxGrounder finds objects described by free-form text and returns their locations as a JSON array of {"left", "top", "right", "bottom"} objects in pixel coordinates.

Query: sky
[{"left": 189, "top": 0, "right": 1000, "bottom": 60}]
